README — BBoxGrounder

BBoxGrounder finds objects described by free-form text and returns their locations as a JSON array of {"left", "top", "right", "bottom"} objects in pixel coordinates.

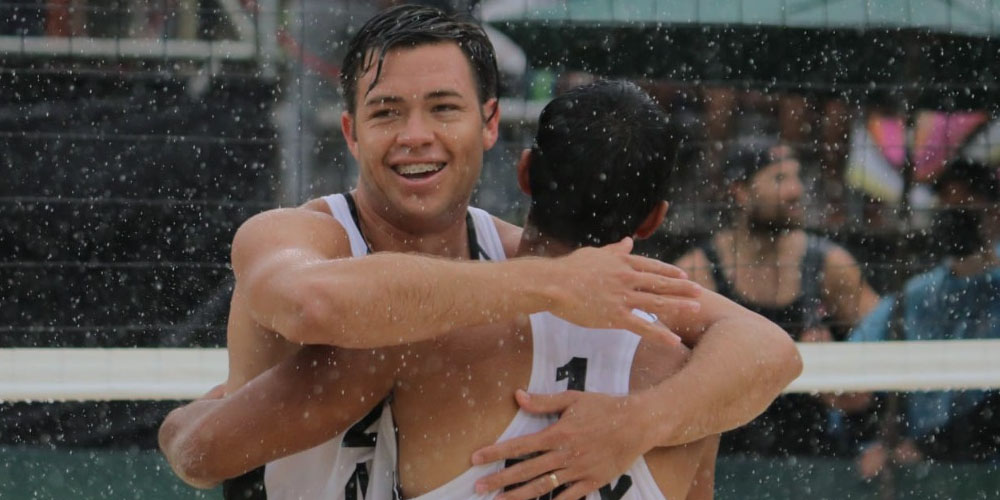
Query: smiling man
[{"left": 160, "top": 5, "right": 801, "bottom": 499}]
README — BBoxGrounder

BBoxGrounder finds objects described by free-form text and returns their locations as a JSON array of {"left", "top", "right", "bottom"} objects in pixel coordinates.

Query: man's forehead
[
  {"left": 756, "top": 156, "right": 799, "bottom": 178},
  {"left": 356, "top": 42, "right": 475, "bottom": 101}
]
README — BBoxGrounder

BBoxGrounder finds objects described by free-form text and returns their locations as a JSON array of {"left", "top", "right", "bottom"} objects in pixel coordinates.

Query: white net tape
[{"left": 2, "top": 340, "right": 999, "bottom": 401}]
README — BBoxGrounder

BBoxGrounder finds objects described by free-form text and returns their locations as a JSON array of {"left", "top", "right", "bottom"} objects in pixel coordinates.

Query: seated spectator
[
  {"left": 845, "top": 158, "right": 1000, "bottom": 478},
  {"left": 676, "top": 137, "right": 880, "bottom": 457}
]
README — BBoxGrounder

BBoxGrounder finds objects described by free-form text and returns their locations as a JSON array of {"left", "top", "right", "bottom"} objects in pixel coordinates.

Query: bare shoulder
[
  {"left": 231, "top": 200, "right": 352, "bottom": 272},
  {"left": 490, "top": 215, "right": 524, "bottom": 258}
]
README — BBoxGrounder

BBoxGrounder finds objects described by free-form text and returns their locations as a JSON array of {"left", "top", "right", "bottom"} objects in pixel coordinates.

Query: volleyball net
[
  {"left": 2, "top": 341, "right": 1000, "bottom": 500},
  {"left": 2, "top": 340, "right": 1000, "bottom": 402}
]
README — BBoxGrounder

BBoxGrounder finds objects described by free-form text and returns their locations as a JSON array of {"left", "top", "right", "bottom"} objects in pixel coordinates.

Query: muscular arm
[
  {"left": 234, "top": 208, "right": 698, "bottom": 348},
  {"left": 634, "top": 286, "right": 802, "bottom": 445},
  {"left": 159, "top": 345, "right": 397, "bottom": 488}
]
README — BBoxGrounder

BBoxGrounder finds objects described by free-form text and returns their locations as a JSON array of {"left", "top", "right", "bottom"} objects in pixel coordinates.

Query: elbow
[
  {"left": 166, "top": 430, "right": 226, "bottom": 489},
  {"left": 767, "top": 323, "right": 803, "bottom": 390},
  {"left": 159, "top": 413, "right": 224, "bottom": 489},
  {"left": 781, "top": 335, "right": 805, "bottom": 386}
]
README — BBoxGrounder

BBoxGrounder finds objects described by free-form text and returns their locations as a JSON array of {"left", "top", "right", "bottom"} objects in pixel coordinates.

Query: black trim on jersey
[
  {"left": 466, "top": 211, "right": 489, "bottom": 261},
  {"left": 222, "top": 465, "right": 266, "bottom": 500},
  {"left": 343, "top": 191, "right": 374, "bottom": 254},
  {"left": 343, "top": 192, "right": 488, "bottom": 261},
  {"left": 341, "top": 401, "right": 386, "bottom": 448}
]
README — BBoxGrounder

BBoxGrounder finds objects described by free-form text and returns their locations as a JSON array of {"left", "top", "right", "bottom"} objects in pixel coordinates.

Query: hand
[
  {"left": 856, "top": 439, "right": 924, "bottom": 481},
  {"left": 202, "top": 383, "right": 227, "bottom": 400},
  {"left": 857, "top": 441, "right": 887, "bottom": 480},
  {"left": 892, "top": 438, "right": 924, "bottom": 465},
  {"left": 799, "top": 326, "right": 833, "bottom": 343},
  {"left": 471, "top": 389, "right": 649, "bottom": 500},
  {"left": 549, "top": 238, "right": 701, "bottom": 344}
]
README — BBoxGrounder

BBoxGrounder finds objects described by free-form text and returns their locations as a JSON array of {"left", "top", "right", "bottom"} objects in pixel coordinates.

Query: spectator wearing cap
[
  {"left": 675, "top": 138, "right": 880, "bottom": 457},
  {"left": 847, "top": 159, "right": 1000, "bottom": 479}
]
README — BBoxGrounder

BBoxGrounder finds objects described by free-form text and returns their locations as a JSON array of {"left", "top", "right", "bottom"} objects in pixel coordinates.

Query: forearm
[
  {"left": 159, "top": 347, "right": 392, "bottom": 485},
  {"left": 635, "top": 316, "right": 802, "bottom": 446},
  {"left": 251, "top": 253, "right": 559, "bottom": 347}
]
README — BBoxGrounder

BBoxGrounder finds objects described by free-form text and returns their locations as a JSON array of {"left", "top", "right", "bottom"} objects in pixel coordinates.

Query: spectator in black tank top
[{"left": 675, "top": 138, "right": 881, "bottom": 457}]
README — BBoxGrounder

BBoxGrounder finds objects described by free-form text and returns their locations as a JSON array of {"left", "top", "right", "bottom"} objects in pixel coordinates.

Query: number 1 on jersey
[{"left": 556, "top": 357, "right": 588, "bottom": 391}]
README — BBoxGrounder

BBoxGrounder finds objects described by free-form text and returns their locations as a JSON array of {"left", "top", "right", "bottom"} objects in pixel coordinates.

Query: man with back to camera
[
  {"left": 160, "top": 5, "right": 802, "bottom": 498},
  {"left": 845, "top": 158, "right": 1000, "bottom": 478},
  {"left": 160, "top": 79, "right": 802, "bottom": 499},
  {"left": 675, "top": 139, "right": 880, "bottom": 457}
]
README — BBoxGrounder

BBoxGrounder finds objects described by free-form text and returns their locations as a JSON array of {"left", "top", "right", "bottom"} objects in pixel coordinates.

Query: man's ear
[
  {"left": 482, "top": 98, "right": 500, "bottom": 150},
  {"left": 635, "top": 201, "right": 669, "bottom": 239},
  {"left": 341, "top": 111, "right": 360, "bottom": 160},
  {"left": 516, "top": 148, "right": 532, "bottom": 195}
]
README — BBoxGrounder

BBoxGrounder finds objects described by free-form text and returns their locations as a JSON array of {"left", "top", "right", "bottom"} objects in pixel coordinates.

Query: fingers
[
  {"left": 603, "top": 237, "right": 634, "bottom": 254},
  {"left": 202, "top": 383, "right": 228, "bottom": 400},
  {"left": 631, "top": 273, "right": 701, "bottom": 298},
  {"left": 492, "top": 466, "right": 572, "bottom": 500},
  {"left": 800, "top": 327, "right": 833, "bottom": 343},
  {"left": 472, "top": 428, "right": 558, "bottom": 466},
  {"left": 625, "top": 290, "right": 701, "bottom": 318},
  {"left": 625, "top": 254, "right": 688, "bottom": 279},
  {"left": 553, "top": 482, "right": 595, "bottom": 500},
  {"left": 514, "top": 389, "right": 579, "bottom": 414},
  {"left": 475, "top": 452, "right": 569, "bottom": 498},
  {"left": 621, "top": 310, "right": 682, "bottom": 345}
]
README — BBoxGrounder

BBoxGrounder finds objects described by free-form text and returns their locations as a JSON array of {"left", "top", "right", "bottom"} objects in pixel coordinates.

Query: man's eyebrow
[
  {"left": 363, "top": 90, "right": 464, "bottom": 107},
  {"left": 364, "top": 95, "right": 403, "bottom": 107},
  {"left": 426, "top": 89, "right": 463, "bottom": 100}
]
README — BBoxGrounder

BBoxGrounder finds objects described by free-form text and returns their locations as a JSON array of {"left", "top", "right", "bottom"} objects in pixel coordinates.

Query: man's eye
[
  {"left": 371, "top": 109, "right": 397, "bottom": 119},
  {"left": 433, "top": 104, "right": 459, "bottom": 112}
]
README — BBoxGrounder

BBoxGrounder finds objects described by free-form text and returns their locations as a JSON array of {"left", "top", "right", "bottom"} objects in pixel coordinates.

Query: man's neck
[
  {"left": 515, "top": 225, "right": 575, "bottom": 258},
  {"left": 727, "top": 220, "right": 792, "bottom": 261},
  {"left": 351, "top": 190, "right": 471, "bottom": 259}
]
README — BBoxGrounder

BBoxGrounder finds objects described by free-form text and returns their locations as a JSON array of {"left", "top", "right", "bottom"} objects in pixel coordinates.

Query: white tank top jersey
[
  {"left": 263, "top": 193, "right": 508, "bottom": 500},
  {"left": 397, "top": 311, "right": 668, "bottom": 500}
]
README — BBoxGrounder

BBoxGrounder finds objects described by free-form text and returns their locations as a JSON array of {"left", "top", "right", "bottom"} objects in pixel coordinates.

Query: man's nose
[
  {"left": 397, "top": 112, "right": 434, "bottom": 148},
  {"left": 786, "top": 177, "right": 804, "bottom": 200}
]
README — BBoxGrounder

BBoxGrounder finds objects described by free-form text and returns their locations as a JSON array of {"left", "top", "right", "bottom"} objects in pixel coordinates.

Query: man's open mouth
[{"left": 392, "top": 162, "right": 446, "bottom": 180}]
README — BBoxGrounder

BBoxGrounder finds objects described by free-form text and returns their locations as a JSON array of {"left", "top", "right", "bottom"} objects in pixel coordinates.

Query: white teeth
[{"left": 395, "top": 163, "right": 443, "bottom": 175}]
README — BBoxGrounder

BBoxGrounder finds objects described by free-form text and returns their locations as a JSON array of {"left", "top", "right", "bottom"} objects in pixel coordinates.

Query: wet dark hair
[
  {"left": 527, "top": 80, "right": 678, "bottom": 247},
  {"left": 722, "top": 137, "right": 793, "bottom": 184},
  {"left": 934, "top": 158, "right": 1000, "bottom": 203},
  {"left": 339, "top": 4, "right": 499, "bottom": 117}
]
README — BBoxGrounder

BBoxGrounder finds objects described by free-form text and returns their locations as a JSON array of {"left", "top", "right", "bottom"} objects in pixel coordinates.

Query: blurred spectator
[
  {"left": 675, "top": 137, "right": 880, "bottom": 457},
  {"left": 845, "top": 158, "right": 1000, "bottom": 479}
]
